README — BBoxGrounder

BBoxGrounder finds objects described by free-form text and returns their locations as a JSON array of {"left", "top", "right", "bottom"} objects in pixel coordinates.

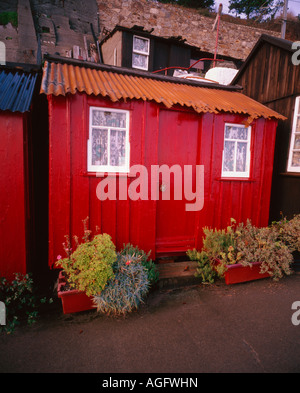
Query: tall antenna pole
[
  {"left": 281, "top": 0, "right": 288, "bottom": 39},
  {"left": 212, "top": 3, "right": 223, "bottom": 68}
]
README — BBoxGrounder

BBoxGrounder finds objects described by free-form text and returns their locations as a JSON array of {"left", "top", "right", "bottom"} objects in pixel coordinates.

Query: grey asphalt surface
[{"left": 0, "top": 273, "right": 299, "bottom": 374}]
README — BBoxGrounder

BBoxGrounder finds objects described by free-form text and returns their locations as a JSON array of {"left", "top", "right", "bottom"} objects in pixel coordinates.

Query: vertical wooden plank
[
  {"left": 210, "top": 114, "right": 224, "bottom": 229},
  {"left": 48, "top": 95, "right": 71, "bottom": 267},
  {"left": 250, "top": 118, "right": 266, "bottom": 227},
  {"left": 0, "top": 113, "right": 27, "bottom": 279},
  {"left": 141, "top": 102, "right": 159, "bottom": 258},
  {"left": 259, "top": 119, "right": 277, "bottom": 227},
  {"left": 196, "top": 112, "right": 214, "bottom": 246},
  {"left": 194, "top": 113, "right": 204, "bottom": 251},
  {"left": 126, "top": 100, "right": 144, "bottom": 249},
  {"left": 69, "top": 93, "right": 90, "bottom": 243}
]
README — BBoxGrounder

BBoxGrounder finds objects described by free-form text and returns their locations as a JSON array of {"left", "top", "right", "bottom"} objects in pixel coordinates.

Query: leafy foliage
[
  {"left": 188, "top": 215, "right": 299, "bottom": 283},
  {"left": 235, "top": 221, "right": 293, "bottom": 280},
  {"left": 93, "top": 253, "right": 149, "bottom": 315},
  {"left": 228, "top": 0, "right": 284, "bottom": 21},
  {"left": 119, "top": 243, "right": 159, "bottom": 285},
  {"left": 0, "top": 273, "right": 53, "bottom": 334},
  {"left": 272, "top": 214, "right": 300, "bottom": 254},
  {"left": 187, "top": 249, "right": 216, "bottom": 283},
  {"left": 0, "top": 11, "right": 18, "bottom": 27},
  {"left": 56, "top": 229, "right": 116, "bottom": 297}
]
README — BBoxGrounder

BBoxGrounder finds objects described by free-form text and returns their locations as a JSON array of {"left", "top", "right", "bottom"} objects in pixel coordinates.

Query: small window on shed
[
  {"left": 287, "top": 96, "right": 300, "bottom": 173},
  {"left": 88, "top": 107, "right": 130, "bottom": 173},
  {"left": 132, "top": 35, "right": 150, "bottom": 71},
  {"left": 221, "top": 123, "right": 251, "bottom": 178}
]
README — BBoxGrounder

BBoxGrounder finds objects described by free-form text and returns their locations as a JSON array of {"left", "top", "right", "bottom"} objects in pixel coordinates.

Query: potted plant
[
  {"left": 55, "top": 221, "right": 117, "bottom": 314},
  {"left": 188, "top": 215, "right": 299, "bottom": 285},
  {"left": 55, "top": 219, "right": 157, "bottom": 314},
  {"left": 93, "top": 252, "right": 150, "bottom": 315}
]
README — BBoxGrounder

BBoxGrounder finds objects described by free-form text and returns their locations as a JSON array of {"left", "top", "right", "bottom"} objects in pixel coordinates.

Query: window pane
[
  {"left": 223, "top": 141, "right": 235, "bottom": 172},
  {"left": 92, "top": 128, "right": 108, "bottom": 165},
  {"left": 225, "top": 125, "right": 248, "bottom": 140},
  {"left": 110, "top": 130, "right": 126, "bottom": 166},
  {"left": 133, "top": 36, "right": 149, "bottom": 53},
  {"left": 296, "top": 117, "right": 300, "bottom": 132},
  {"left": 294, "top": 134, "right": 300, "bottom": 149},
  {"left": 236, "top": 142, "right": 247, "bottom": 172},
  {"left": 92, "top": 110, "right": 126, "bottom": 127},
  {"left": 291, "top": 151, "right": 300, "bottom": 167},
  {"left": 132, "top": 53, "right": 148, "bottom": 69}
]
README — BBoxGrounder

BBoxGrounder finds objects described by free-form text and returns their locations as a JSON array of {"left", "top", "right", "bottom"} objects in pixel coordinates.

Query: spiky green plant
[
  {"left": 93, "top": 253, "right": 149, "bottom": 315},
  {"left": 119, "top": 243, "right": 159, "bottom": 285}
]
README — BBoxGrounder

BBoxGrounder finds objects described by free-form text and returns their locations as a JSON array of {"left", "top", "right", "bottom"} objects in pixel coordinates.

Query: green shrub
[
  {"left": 56, "top": 232, "right": 116, "bottom": 297},
  {"left": 235, "top": 220, "right": 293, "bottom": 280},
  {"left": 0, "top": 273, "right": 53, "bottom": 334},
  {"left": 187, "top": 249, "right": 216, "bottom": 284},
  {"left": 272, "top": 214, "right": 300, "bottom": 254},
  {"left": 93, "top": 253, "right": 149, "bottom": 315},
  {"left": 0, "top": 12, "right": 18, "bottom": 27},
  {"left": 188, "top": 216, "right": 298, "bottom": 283},
  {"left": 119, "top": 243, "right": 159, "bottom": 285}
]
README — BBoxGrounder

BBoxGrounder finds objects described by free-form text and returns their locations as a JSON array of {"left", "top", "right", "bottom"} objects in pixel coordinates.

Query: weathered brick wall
[{"left": 97, "top": 0, "right": 280, "bottom": 60}]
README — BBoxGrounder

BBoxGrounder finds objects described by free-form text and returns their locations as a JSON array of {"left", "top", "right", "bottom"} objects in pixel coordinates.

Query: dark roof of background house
[{"left": 231, "top": 34, "right": 294, "bottom": 85}]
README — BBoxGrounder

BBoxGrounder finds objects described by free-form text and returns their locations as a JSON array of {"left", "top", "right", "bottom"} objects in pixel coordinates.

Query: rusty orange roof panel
[{"left": 40, "top": 58, "right": 286, "bottom": 121}]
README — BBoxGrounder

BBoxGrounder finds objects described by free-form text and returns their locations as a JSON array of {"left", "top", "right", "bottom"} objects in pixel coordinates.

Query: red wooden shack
[
  {"left": 0, "top": 65, "right": 39, "bottom": 280},
  {"left": 40, "top": 55, "right": 285, "bottom": 268}
]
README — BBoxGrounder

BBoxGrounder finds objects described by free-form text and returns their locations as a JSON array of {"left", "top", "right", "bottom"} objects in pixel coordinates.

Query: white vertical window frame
[
  {"left": 132, "top": 35, "right": 150, "bottom": 71},
  {"left": 87, "top": 107, "right": 130, "bottom": 173},
  {"left": 287, "top": 96, "right": 300, "bottom": 173},
  {"left": 221, "top": 123, "right": 251, "bottom": 178}
]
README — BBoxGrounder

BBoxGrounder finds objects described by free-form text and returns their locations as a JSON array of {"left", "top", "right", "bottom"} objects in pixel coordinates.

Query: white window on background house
[
  {"left": 87, "top": 107, "right": 130, "bottom": 173},
  {"left": 287, "top": 96, "right": 300, "bottom": 173},
  {"left": 132, "top": 35, "right": 150, "bottom": 71},
  {"left": 221, "top": 123, "right": 251, "bottom": 178}
]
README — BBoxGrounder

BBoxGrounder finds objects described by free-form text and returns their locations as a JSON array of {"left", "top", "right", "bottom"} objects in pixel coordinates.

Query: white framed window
[
  {"left": 87, "top": 107, "right": 130, "bottom": 173},
  {"left": 221, "top": 123, "right": 251, "bottom": 178},
  {"left": 132, "top": 35, "right": 150, "bottom": 71},
  {"left": 287, "top": 96, "right": 300, "bottom": 173}
]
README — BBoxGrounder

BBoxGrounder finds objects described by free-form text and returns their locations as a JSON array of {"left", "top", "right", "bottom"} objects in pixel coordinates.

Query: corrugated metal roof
[
  {"left": 40, "top": 57, "right": 286, "bottom": 122},
  {"left": 0, "top": 69, "right": 38, "bottom": 113}
]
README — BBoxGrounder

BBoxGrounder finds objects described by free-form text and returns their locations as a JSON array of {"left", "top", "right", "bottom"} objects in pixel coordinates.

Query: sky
[{"left": 217, "top": 0, "right": 300, "bottom": 17}]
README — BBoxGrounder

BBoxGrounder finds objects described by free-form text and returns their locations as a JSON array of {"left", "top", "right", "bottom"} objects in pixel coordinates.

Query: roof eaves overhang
[{"left": 43, "top": 53, "right": 243, "bottom": 92}]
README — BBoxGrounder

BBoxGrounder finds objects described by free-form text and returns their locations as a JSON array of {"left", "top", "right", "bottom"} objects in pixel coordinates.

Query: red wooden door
[{"left": 155, "top": 109, "right": 200, "bottom": 255}]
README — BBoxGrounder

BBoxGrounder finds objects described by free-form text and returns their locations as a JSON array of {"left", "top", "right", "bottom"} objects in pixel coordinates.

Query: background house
[
  {"left": 100, "top": 25, "right": 242, "bottom": 76},
  {"left": 232, "top": 34, "right": 300, "bottom": 223},
  {"left": 40, "top": 54, "right": 284, "bottom": 269}
]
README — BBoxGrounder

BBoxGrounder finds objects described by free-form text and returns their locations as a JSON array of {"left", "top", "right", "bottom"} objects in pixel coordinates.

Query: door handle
[{"left": 160, "top": 183, "right": 167, "bottom": 192}]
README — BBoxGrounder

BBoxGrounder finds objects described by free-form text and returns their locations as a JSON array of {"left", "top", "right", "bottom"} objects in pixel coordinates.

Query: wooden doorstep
[{"left": 157, "top": 261, "right": 198, "bottom": 279}]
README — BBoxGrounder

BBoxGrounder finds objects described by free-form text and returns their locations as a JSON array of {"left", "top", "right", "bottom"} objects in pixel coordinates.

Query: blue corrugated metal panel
[{"left": 0, "top": 69, "right": 38, "bottom": 113}]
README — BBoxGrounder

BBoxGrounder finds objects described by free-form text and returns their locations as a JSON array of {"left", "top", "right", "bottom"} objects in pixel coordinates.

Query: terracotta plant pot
[
  {"left": 57, "top": 271, "right": 95, "bottom": 314},
  {"left": 224, "top": 262, "right": 270, "bottom": 285}
]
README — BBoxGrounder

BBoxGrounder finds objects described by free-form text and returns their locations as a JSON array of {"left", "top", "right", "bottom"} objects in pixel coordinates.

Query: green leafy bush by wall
[{"left": 0, "top": 12, "right": 18, "bottom": 27}]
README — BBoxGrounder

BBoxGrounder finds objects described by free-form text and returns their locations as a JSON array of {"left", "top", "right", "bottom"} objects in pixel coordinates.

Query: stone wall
[
  {"left": 0, "top": 0, "right": 281, "bottom": 64},
  {"left": 97, "top": 0, "right": 280, "bottom": 60}
]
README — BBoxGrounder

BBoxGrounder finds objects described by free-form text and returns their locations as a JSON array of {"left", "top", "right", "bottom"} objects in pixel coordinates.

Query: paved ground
[{"left": 0, "top": 273, "right": 299, "bottom": 374}]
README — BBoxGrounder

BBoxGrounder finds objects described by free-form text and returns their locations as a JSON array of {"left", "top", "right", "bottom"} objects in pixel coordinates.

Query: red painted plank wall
[
  {"left": 0, "top": 113, "right": 28, "bottom": 279},
  {"left": 48, "top": 93, "right": 277, "bottom": 267}
]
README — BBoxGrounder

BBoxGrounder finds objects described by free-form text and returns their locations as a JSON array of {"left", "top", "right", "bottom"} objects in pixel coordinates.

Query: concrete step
[{"left": 157, "top": 261, "right": 199, "bottom": 288}]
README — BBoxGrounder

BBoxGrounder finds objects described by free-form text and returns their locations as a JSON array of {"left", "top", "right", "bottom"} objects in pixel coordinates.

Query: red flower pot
[
  {"left": 57, "top": 271, "right": 95, "bottom": 314},
  {"left": 224, "top": 262, "right": 270, "bottom": 285}
]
